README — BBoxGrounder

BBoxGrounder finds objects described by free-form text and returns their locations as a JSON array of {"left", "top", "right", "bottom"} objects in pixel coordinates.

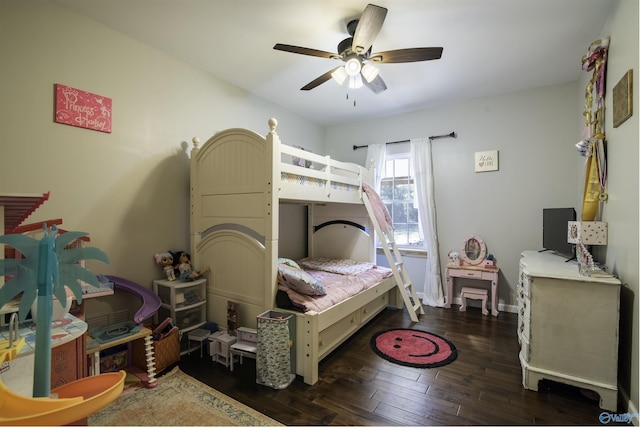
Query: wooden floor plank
[
  {"left": 371, "top": 372, "right": 430, "bottom": 394},
  {"left": 373, "top": 402, "right": 432, "bottom": 426}
]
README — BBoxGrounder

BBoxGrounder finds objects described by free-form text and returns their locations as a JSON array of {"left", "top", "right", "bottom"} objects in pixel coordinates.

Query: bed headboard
[
  {"left": 190, "top": 127, "right": 273, "bottom": 239},
  {"left": 308, "top": 204, "right": 374, "bottom": 262}
]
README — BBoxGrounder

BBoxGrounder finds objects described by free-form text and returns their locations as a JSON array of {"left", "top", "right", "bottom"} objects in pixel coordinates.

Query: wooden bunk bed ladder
[{"left": 362, "top": 192, "right": 424, "bottom": 323}]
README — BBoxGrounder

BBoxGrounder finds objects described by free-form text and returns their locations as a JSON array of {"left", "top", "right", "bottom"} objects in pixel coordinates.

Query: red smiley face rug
[{"left": 370, "top": 329, "right": 457, "bottom": 368}]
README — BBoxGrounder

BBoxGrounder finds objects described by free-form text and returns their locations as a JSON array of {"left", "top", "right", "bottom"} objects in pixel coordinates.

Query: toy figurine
[
  {"left": 447, "top": 250, "right": 460, "bottom": 267},
  {"left": 154, "top": 252, "right": 176, "bottom": 281},
  {"left": 177, "top": 252, "right": 210, "bottom": 281}
]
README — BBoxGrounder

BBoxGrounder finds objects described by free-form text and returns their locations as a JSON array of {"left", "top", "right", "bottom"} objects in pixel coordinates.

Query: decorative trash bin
[{"left": 256, "top": 310, "right": 294, "bottom": 389}]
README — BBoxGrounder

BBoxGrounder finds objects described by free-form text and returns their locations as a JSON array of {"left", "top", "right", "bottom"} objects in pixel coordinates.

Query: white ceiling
[{"left": 54, "top": 0, "right": 614, "bottom": 126}]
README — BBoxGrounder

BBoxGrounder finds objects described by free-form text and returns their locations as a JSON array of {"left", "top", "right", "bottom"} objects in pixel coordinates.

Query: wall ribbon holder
[{"left": 577, "top": 38, "right": 609, "bottom": 221}]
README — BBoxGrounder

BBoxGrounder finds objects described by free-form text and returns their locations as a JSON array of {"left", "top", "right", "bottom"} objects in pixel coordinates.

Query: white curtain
[
  {"left": 365, "top": 143, "right": 386, "bottom": 190},
  {"left": 410, "top": 138, "right": 444, "bottom": 307}
]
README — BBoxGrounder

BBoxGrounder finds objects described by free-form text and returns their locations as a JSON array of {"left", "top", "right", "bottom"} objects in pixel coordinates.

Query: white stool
[{"left": 459, "top": 287, "right": 489, "bottom": 316}]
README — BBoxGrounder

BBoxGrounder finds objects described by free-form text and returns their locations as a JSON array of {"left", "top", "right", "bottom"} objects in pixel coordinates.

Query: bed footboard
[{"left": 293, "top": 277, "right": 399, "bottom": 385}]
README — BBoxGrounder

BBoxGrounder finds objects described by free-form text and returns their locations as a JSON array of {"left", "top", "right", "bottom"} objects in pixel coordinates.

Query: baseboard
[
  {"left": 449, "top": 297, "right": 518, "bottom": 314},
  {"left": 417, "top": 293, "right": 518, "bottom": 314},
  {"left": 499, "top": 301, "right": 518, "bottom": 313},
  {"left": 618, "top": 386, "right": 639, "bottom": 425}
]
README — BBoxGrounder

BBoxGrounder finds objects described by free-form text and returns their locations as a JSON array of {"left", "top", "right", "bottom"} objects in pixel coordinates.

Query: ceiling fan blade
[
  {"left": 273, "top": 43, "right": 340, "bottom": 59},
  {"left": 364, "top": 74, "right": 387, "bottom": 94},
  {"left": 301, "top": 67, "right": 341, "bottom": 91},
  {"left": 369, "top": 47, "right": 443, "bottom": 63},
  {"left": 352, "top": 4, "right": 388, "bottom": 55}
]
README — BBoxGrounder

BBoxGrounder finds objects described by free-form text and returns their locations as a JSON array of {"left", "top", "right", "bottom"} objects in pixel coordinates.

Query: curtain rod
[{"left": 352, "top": 131, "right": 457, "bottom": 150}]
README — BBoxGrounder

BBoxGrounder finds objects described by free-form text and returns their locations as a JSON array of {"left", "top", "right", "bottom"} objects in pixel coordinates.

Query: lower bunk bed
[
  {"left": 276, "top": 257, "right": 401, "bottom": 385},
  {"left": 193, "top": 215, "right": 402, "bottom": 385}
]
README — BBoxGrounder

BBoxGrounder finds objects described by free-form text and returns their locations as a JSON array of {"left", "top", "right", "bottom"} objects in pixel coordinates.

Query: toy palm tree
[{"left": 0, "top": 224, "right": 108, "bottom": 397}]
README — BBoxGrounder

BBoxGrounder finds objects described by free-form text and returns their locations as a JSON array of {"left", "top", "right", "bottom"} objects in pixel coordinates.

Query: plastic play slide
[
  {"left": 106, "top": 275, "right": 161, "bottom": 326},
  {"left": 0, "top": 349, "right": 125, "bottom": 426}
]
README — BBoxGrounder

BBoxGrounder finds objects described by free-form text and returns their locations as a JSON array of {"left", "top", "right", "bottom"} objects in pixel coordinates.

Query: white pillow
[{"left": 277, "top": 263, "right": 326, "bottom": 296}]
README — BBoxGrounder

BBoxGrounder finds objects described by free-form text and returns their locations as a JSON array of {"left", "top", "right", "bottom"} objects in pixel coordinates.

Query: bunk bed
[{"left": 190, "top": 118, "right": 409, "bottom": 385}]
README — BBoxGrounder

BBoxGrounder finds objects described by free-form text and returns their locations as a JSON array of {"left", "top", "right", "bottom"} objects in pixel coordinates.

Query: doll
[
  {"left": 154, "top": 252, "right": 176, "bottom": 281},
  {"left": 177, "top": 252, "right": 210, "bottom": 281}
]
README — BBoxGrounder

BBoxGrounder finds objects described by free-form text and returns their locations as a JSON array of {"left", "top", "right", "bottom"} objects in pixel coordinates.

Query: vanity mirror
[{"left": 460, "top": 234, "right": 487, "bottom": 265}]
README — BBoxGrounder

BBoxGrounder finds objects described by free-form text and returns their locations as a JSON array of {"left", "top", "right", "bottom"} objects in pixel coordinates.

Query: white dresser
[{"left": 518, "top": 250, "right": 621, "bottom": 411}]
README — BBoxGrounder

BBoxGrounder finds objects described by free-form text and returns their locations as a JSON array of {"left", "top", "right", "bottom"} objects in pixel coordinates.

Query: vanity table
[
  {"left": 445, "top": 265, "right": 499, "bottom": 316},
  {"left": 444, "top": 234, "right": 499, "bottom": 316}
]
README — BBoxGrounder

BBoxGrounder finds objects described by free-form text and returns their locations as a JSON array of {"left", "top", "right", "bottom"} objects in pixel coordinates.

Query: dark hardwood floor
[{"left": 178, "top": 305, "right": 622, "bottom": 425}]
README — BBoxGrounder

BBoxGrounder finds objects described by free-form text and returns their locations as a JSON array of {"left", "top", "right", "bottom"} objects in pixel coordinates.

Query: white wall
[
  {"left": 594, "top": 0, "right": 639, "bottom": 414},
  {"left": 326, "top": 82, "right": 580, "bottom": 310},
  {"left": 0, "top": 1, "right": 324, "bottom": 292}
]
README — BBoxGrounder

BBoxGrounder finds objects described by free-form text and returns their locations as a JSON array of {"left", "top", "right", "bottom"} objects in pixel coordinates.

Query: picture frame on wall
[
  {"left": 475, "top": 150, "right": 499, "bottom": 172},
  {"left": 54, "top": 83, "right": 112, "bottom": 133},
  {"left": 613, "top": 69, "right": 633, "bottom": 128}
]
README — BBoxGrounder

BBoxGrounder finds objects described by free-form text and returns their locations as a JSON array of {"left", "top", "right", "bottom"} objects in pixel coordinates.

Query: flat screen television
[{"left": 542, "top": 208, "right": 576, "bottom": 259}]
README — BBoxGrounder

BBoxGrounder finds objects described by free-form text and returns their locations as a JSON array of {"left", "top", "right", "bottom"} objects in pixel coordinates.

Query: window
[{"left": 378, "top": 154, "right": 423, "bottom": 247}]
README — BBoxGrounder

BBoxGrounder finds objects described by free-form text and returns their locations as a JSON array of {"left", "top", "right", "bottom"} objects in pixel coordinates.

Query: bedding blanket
[
  {"left": 278, "top": 260, "right": 393, "bottom": 313},
  {"left": 298, "top": 257, "right": 377, "bottom": 276}
]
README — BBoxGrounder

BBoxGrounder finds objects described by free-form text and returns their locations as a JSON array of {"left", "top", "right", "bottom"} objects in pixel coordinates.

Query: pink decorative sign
[{"left": 55, "top": 84, "right": 112, "bottom": 133}]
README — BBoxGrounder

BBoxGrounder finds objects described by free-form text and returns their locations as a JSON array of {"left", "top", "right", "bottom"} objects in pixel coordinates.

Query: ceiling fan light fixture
[
  {"left": 361, "top": 63, "right": 379, "bottom": 83},
  {"left": 348, "top": 74, "right": 363, "bottom": 89},
  {"left": 344, "top": 57, "right": 362, "bottom": 77},
  {"left": 331, "top": 66, "right": 347, "bottom": 85},
  {"left": 274, "top": 4, "right": 442, "bottom": 94}
]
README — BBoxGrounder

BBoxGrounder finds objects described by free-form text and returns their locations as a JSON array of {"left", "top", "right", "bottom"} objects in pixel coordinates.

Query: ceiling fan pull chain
[{"left": 345, "top": 91, "right": 357, "bottom": 107}]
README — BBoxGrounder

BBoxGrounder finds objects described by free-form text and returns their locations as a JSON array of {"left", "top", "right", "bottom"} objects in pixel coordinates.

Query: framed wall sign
[
  {"left": 54, "top": 84, "right": 112, "bottom": 133},
  {"left": 613, "top": 69, "right": 632, "bottom": 128},
  {"left": 475, "top": 150, "right": 499, "bottom": 172}
]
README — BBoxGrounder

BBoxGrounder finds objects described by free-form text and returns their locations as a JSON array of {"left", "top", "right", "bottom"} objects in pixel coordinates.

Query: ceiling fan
[{"left": 273, "top": 4, "right": 443, "bottom": 94}]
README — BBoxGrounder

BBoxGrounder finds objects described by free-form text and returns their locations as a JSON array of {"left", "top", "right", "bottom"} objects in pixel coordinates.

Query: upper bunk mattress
[{"left": 277, "top": 258, "right": 393, "bottom": 313}]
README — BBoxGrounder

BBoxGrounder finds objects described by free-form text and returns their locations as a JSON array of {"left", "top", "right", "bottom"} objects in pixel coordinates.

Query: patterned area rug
[
  {"left": 88, "top": 367, "right": 282, "bottom": 426},
  {"left": 370, "top": 328, "right": 458, "bottom": 368}
]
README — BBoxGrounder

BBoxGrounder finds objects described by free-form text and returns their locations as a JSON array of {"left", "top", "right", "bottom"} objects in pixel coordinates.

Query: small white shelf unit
[{"left": 153, "top": 278, "right": 207, "bottom": 355}]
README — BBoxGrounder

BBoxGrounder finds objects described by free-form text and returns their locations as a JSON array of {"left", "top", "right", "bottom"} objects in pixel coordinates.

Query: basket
[{"left": 132, "top": 331, "right": 180, "bottom": 374}]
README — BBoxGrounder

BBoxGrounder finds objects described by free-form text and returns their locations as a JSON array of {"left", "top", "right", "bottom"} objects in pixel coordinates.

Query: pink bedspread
[
  {"left": 362, "top": 182, "right": 393, "bottom": 234},
  {"left": 278, "top": 266, "right": 393, "bottom": 313}
]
